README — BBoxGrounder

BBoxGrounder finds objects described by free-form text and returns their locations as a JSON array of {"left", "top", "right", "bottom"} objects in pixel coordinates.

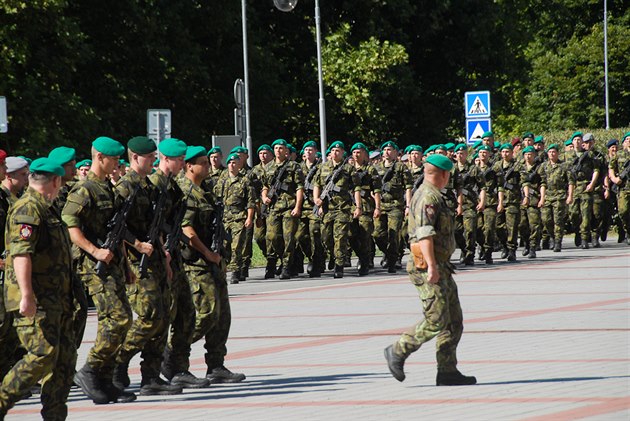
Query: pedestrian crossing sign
[
  {"left": 465, "top": 91, "right": 491, "bottom": 119},
  {"left": 466, "top": 118, "right": 492, "bottom": 144}
]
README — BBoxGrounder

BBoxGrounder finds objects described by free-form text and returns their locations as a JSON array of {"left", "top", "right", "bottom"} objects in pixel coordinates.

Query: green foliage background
[{"left": 0, "top": 0, "right": 628, "bottom": 158}]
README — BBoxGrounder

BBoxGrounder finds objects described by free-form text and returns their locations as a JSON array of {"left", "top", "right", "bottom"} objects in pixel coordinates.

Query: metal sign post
[
  {"left": 147, "top": 109, "right": 171, "bottom": 144},
  {"left": 0, "top": 97, "right": 8, "bottom": 133}
]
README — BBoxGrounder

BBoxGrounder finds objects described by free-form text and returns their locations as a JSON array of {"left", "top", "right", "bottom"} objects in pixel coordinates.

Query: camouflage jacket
[
  {"left": 540, "top": 160, "right": 574, "bottom": 200},
  {"left": 567, "top": 150, "right": 600, "bottom": 185},
  {"left": 313, "top": 159, "right": 361, "bottom": 212},
  {"left": 454, "top": 161, "right": 482, "bottom": 209},
  {"left": 372, "top": 160, "right": 412, "bottom": 208},
  {"left": 477, "top": 162, "right": 502, "bottom": 206},
  {"left": 179, "top": 176, "right": 216, "bottom": 266},
  {"left": 609, "top": 149, "right": 630, "bottom": 192},
  {"left": 353, "top": 163, "right": 382, "bottom": 214},
  {"left": 301, "top": 160, "right": 321, "bottom": 207},
  {"left": 4, "top": 187, "right": 73, "bottom": 313},
  {"left": 494, "top": 159, "right": 521, "bottom": 205},
  {"left": 520, "top": 162, "right": 544, "bottom": 205},
  {"left": 214, "top": 170, "right": 255, "bottom": 219},
  {"left": 263, "top": 159, "right": 305, "bottom": 212}
]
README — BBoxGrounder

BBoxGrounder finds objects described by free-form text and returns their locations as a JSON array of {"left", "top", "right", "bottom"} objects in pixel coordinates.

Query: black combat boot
[
  {"left": 593, "top": 236, "right": 601, "bottom": 248},
  {"left": 436, "top": 369, "right": 477, "bottom": 386},
  {"left": 102, "top": 381, "right": 137, "bottom": 403},
  {"left": 574, "top": 232, "right": 582, "bottom": 247},
  {"left": 275, "top": 263, "right": 283, "bottom": 276},
  {"left": 279, "top": 268, "right": 291, "bottom": 280},
  {"left": 463, "top": 254, "right": 475, "bottom": 266},
  {"left": 549, "top": 238, "right": 555, "bottom": 250},
  {"left": 507, "top": 250, "right": 517, "bottom": 261},
  {"left": 264, "top": 260, "right": 276, "bottom": 279},
  {"left": 343, "top": 255, "right": 352, "bottom": 268},
  {"left": 171, "top": 371, "right": 211, "bottom": 388},
  {"left": 328, "top": 257, "right": 336, "bottom": 270},
  {"left": 500, "top": 247, "right": 508, "bottom": 259},
  {"left": 528, "top": 249, "right": 537, "bottom": 258},
  {"left": 333, "top": 264, "right": 344, "bottom": 279},
  {"left": 206, "top": 365, "right": 246, "bottom": 384},
  {"left": 541, "top": 238, "right": 550, "bottom": 250},
  {"left": 484, "top": 250, "right": 493, "bottom": 265},
  {"left": 384, "top": 345, "right": 406, "bottom": 382},
  {"left": 387, "top": 261, "right": 397, "bottom": 274},
  {"left": 581, "top": 239, "right": 589, "bottom": 249},
  {"left": 140, "top": 377, "right": 183, "bottom": 396},
  {"left": 553, "top": 241, "right": 562, "bottom": 252},
  {"left": 74, "top": 365, "right": 109, "bottom": 404},
  {"left": 112, "top": 362, "right": 130, "bottom": 390},
  {"left": 357, "top": 258, "right": 370, "bottom": 276},
  {"left": 522, "top": 246, "right": 530, "bottom": 256},
  {"left": 230, "top": 270, "right": 240, "bottom": 284}
]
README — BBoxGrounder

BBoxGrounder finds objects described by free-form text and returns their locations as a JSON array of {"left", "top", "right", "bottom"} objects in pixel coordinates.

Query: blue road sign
[
  {"left": 465, "top": 91, "right": 491, "bottom": 119},
  {"left": 466, "top": 118, "right": 492, "bottom": 144}
]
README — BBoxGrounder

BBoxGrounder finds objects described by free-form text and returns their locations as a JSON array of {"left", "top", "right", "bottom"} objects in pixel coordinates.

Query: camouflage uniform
[
  {"left": 568, "top": 150, "right": 600, "bottom": 244},
  {"left": 350, "top": 163, "right": 382, "bottom": 269},
  {"left": 0, "top": 187, "right": 17, "bottom": 380},
  {"left": 372, "top": 161, "right": 412, "bottom": 271},
  {"left": 520, "top": 162, "right": 544, "bottom": 251},
  {"left": 399, "top": 164, "right": 424, "bottom": 263},
  {"left": 589, "top": 149, "right": 607, "bottom": 244},
  {"left": 179, "top": 176, "right": 231, "bottom": 372},
  {"left": 313, "top": 159, "right": 361, "bottom": 269},
  {"left": 540, "top": 160, "right": 574, "bottom": 247},
  {"left": 495, "top": 159, "right": 521, "bottom": 254},
  {"left": 62, "top": 171, "right": 132, "bottom": 382},
  {"left": 609, "top": 149, "right": 630, "bottom": 240},
  {"left": 251, "top": 161, "right": 269, "bottom": 257},
  {"left": 392, "top": 182, "right": 463, "bottom": 374},
  {"left": 477, "top": 162, "right": 502, "bottom": 259},
  {"left": 0, "top": 187, "right": 76, "bottom": 420},
  {"left": 297, "top": 160, "right": 324, "bottom": 275},
  {"left": 454, "top": 161, "right": 482, "bottom": 262},
  {"left": 263, "top": 160, "right": 305, "bottom": 273},
  {"left": 214, "top": 170, "right": 255, "bottom": 280}
]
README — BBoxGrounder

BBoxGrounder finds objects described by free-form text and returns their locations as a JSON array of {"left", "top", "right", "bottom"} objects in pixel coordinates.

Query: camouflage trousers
[
  {"left": 187, "top": 261, "right": 231, "bottom": 370},
  {"left": 71, "top": 275, "right": 88, "bottom": 350},
  {"left": 349, "top": 214, "right": 374, "bottom": 262},
  {"left": 618, "top": 189, "right": 630, "bottom": 236},
  {"left": 266, "top": 209, "right": 299, "bottom": 268},
  {"left": 542, "top": 196, "right": 568, "bottom": 242},
  {"left": 569, "top": 183, "right": 593, "bottom": 241},
  {"left": 524, "top": 204, "right": 542, "bottom": 249},
  {"left": 254, "top": 219, "right": 267, "bottom": 257},
  {"left": 296, "top": 210, "right": 323, "bottom": 267},
  {"left": 244, "top": 225, "right": 254, "bottom": 271},
  {"left": 225, "top": 214, "right": 248, "bottom": 275},
  {"left": 519, "top": 205, "right": 530, "bottom": 246},
  {"left": 591, "top": 189, "right": 605, "bottom": 238},
  {"left": 322, "top": 209, "right": 352, "bottom": 266},
  {"left": 163, "top": 265, "right": 196, "bottom": 376},
  {"left": 497, "top": 204, "right": 520, "bottom": 252},
  {"left": 117, "top": 265, "right": 170, "bottom": 380},
  {"left": 0, "top": 309, "right": 76, "bottom": 420},
  {"left": 0, "top": 282, "right": 18, "bottom": 380},
  {"left": 394, "top": 263, "right": 463, "bottom": 373},
  {"left": 373, "top": 207, "right": 404, "bottom": 265},
  {"left": 461, "top": 208, "right": 478, "bottom": 259},
  {"left": 478, "top": 206, "right": 497, "bottom": 254},
  {"left": 82, "top": 265, "right": 132, "bottom": 378}
]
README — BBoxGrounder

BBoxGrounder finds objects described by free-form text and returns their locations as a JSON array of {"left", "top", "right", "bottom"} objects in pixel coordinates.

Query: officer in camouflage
[
  {"left": 0, "top": 158, "right": 76, "bottom": 419},
  {"left": 384, "top": 154, "right": 476, "bottom": 387}
]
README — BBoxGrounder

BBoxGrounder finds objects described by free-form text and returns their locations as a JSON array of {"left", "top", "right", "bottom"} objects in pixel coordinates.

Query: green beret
[
  {"left": 434, "top": 144, "right": 446, "bottom": 152},
  {"left": 226, "top": 153, "right": 240, "bottom": 163},
  {"left": 408, "top": 145, "right": 424, "bottom": 153},
  {"left": 30, "top": 157, "right": 65, "bottom": 176},
  {"left": 534, "top": 135, "right": 544, "bottom": 144},
  {"left": 128, "top": 136, "right": 157, "bottom": 154},
  {"left": 75, "top": 159, "right": 92, "bottom": 168},
  {"left": 48, "top": 146, "right": 76, "bottom": 165},
  {"left": 499, "top": 143, "right": 513, "bottom": 151},
  {"left": 482, "top": 131, "right": 494, "bottom": 138},
  {"left": 380, "top": 140, "right": 399, "bottom": 151},
  {"left": 159, "top": 138, "right": 187, "bottom": 157},
  {"left": 316, "top": 152, "right": 322, "bottom": 158},
  {"left": 522, "top": 131, "right": 534, "bottom": 139},
  {"left": 257, "top": 144, "right": 272, "bottom": 153},
  {"left": 303, "top": 140, "right": 318, "bottom": 149},
  {"left": 454, "top": 143, "right": 467, "bottom": 152},
  {"left": 351, "top": 142, "right": 368, "bottom": 152},
  {"left": 207, "top": 146, "right": 222, "bottom": 156},
  {"left": 444, "top": 142, "right": 455, "bottom": 151},
  {"left": 571, "top": 131, "right": 583, "bottom": 140},
  {"left": 424, "top": 145, "right": 436, "bottom": 154},
  {"left": 272, "top": 138, "right": 288, "bottom": 148},
  {"left": 478, "top": 145, "right": 491, "bottom": 152},
  {"left": 564, "top": 139, "right": 573, "bottom": 146},
  {"left": 329, "top": 140, "right": 345, "bottom": 150},
  {"left": 623, "top": 131, "right": 630, "bottom": 141},
  {"left": 288, "top": 144, "right": 297, "bottom": 154},
  {"left": 522, "top": 145, "right": 535, "bottom": 154},
  {"left": 425, "top": 154, "right": 453, "bottom": 171},
  {"left": 229, "top": 146, "right": 248, "bottom": 155},
  {"left": 472, "top": 140, "right": 482, "bottom": 150},
  {"left": 472, "top": 152, "right": 479, "bottom": 160},
  {"left": 93, "top": 136, "right": 125, "bottom": 157},
  {"left": 185, "top": 145, "right": 207, "bottom": 162},
  {"left": 493, "top": 141, "right": 500, "bottom": 148},
  {"left": 545, "top": 144, "right": 558, "bottom": 152}
]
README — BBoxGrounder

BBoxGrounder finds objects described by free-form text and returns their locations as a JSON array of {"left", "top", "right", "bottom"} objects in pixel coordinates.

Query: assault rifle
[
  {"left": 572, "top": 151, "right": 589, "bottom": 174},
  {"left": 303, "top": 159, "right": 320, "bottom": 201},
  {"left": 95, "top": 185, "right": 139, "bottom": 276},
  {"left": 164, "top": 184, "right": 193, "bottom": 255},
  {"left": 381, "top": 162, "right": 397, "bottom": 193},
  {"left": 261, "top": 161, "right": 289, "bottom": 217},
  {"left": 138, "top": 175, "right": 171, "bottom": 278},
  {"left": 411, "top": 172, "right": 425, "bottom": 194},
  {"left": 313, "top": 157, "right": 349, "bottom": 216},
  {"left": 503, "top": 164, "right": 518, "bottom": 190},
  {"left": 208, "top": 199, "right": 229, "bottom": 279},
  {"left": 611, "top": 160, "right": 630, "bottom": 194}
]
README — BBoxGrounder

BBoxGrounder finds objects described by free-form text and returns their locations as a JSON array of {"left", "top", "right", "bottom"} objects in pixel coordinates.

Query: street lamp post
[
  {"left": 603, "top": 0, "right": 610, "bottom": 129},
  {"left": 241, "top": 0, "right": 253, "bottom": 166},
  {"left": 274, "top": 0, "right": 328, "bottom": 161}
]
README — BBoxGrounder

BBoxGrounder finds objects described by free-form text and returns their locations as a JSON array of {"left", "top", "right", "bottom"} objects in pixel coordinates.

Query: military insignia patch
[
  {"left": 424, "top": 204, "right": 436, "bottom": 221},
  {"left": 19, "top": 224, "right": 33, "bottom": 240}
]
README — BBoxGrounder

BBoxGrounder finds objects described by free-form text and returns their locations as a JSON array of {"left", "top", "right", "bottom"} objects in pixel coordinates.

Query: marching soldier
[
  {"left": 252, "top": 144, "right": 273, "bottom": 257},
  {"left": 520, "top": 146, "right": 544, "bottom": 258},
  {"left": 63, "top": 137, "right": 136, "bottom": 404},
  {"left": 494, "top": 143, "right": 521, "bottom": 261},
  {"left": 0, "top": 158, "right": 76, "bottom": 419},
  {"left": 609, "top": 132, "right": 630, "bottom": 245},
  {"left": 261, "top": 139, "right": 304, "bottom": 280},
  {"left": 476, "top": 145, "right": 502, "bottom": 264},
  {"left": 539, "top": 144, "right": 574, "bottom": 252},
  {"left": 582, "top": 133, "right": 607, "bottom": 247},
  {"left": 205, "top": 146, "right": 225, "bottom": 192},
  {"left": 454, "top": 144, "right": 482, "bottom": 265},
  {"left": 179, "top": 145, "right": 245, "bottom": 384},
  {"left": 313, "top": 141, "right": 362, "bottom": 278},
  {"left": 372, "top": 140, "right": 412, "bottom": 273}
]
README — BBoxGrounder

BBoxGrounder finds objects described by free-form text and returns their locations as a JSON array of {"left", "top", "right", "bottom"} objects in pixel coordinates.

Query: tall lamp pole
[
  {"left": 603, "top": 0, "right": 610, "bottom": 129},
  {"left": 274, "top": 0, "right": 328, "bottom": 162},
  {"left": 242, "top": 0, "right": 253, "bottom": 166}
]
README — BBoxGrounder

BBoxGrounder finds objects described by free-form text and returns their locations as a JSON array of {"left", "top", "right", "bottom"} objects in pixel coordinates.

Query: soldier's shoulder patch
[
  {"left": 424, "top": 204, "right": 436, "bottom": 221},
  {"left": 19, "top": 224, "right": 33, "bottom": 239}
]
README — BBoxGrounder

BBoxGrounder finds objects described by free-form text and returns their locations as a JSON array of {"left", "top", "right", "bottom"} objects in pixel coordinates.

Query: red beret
[
  {"left": 511, "top": 137, "right": 521, "bottom": 147},
  {"left": 0, "top": 149, "right": 6, "bottom": 163}
]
